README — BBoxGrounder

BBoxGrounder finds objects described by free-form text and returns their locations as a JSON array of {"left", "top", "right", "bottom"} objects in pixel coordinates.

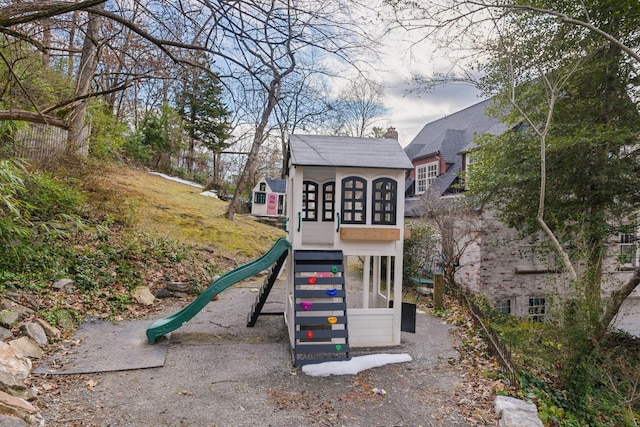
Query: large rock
[
  {"left": 0, "top": 343, "right": 31, "bottom": 380},
  {"left": 131, "top": 286, "right": 155, "bottom": 306},
  {"left": 0, "top": 413, "right": 29, "bottom": 426},
  {"left": 0, "top": 342, "right": 33, "bottom": 399},
  {"left": 52, "top": 278, "right": 74, "bottom": 292},
  {"left": 33, "top": 319, "right": 61, "bottom": 341},
  {"left": 0, "top": 311, "right": 20, "bottom": 329},
  {"left": 0, "top": 390, "right": 43, "bottom": 426},
  {"left": 8, "top": 338, "right": 43, "bottom": 360},
  {"left": 0, "top": 370, "right": 34, "bottom": 401},
  {"left": 0, "top": 327, "right": 13, "bottom": 341},
  {"left": 0, "top": 301, "right": 34, "bottom": 318},
  {"left": 167, "top": 282, "right": 192, "bottom": 293},
  {"left": 19, "top": 324, "right": 47, "bottom": 348},
  {"left": 495, "top": 395, "right": 543, "bottom": 427}
]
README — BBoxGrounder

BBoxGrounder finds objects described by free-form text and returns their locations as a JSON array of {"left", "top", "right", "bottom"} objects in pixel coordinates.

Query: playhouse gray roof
[
  {"left": 265, "top": 178, "right": 286, "bottom": 194},
  {"left": 289, "top": 134, "right": 413, "bottom": 170},
  {"left": 404, "top": 99, "right": 508, "bottom": 195}
]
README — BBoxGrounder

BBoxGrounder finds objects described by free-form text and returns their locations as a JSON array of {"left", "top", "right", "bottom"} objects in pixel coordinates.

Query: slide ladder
[
  {"left": 291, "top": 250, "right": 350, "bottom": 367},
  {"left": 146, "top": 238, "right": 291, "bottom": 344},
  {"left": 246, "top": 249, "right": 288, "bottom": 327}
]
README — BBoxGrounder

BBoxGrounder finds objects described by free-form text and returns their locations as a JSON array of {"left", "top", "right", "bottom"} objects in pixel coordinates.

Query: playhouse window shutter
[
  {"left": 302, "top": 181, "right": 318, "bottom": 221},
  {"left": 341, "top": 176, "right": 366, "bottom": 224},
  {"left": 372, "top": 178, "right": 397, "bottom": 225},
  {"left": 322, "top": 182, "right": 335, "bottom": 222}
]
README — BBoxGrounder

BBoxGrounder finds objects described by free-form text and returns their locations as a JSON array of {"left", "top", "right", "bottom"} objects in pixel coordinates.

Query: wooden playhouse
[
  {"left": 283, "top": 134, "right": 413, "bottom": 365},
  {"left": 250, "top": 177, "right": 286, "bottom": 218}
]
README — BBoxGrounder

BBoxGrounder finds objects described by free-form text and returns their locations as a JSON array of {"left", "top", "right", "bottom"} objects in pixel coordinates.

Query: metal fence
[
  {"left": 464, "top": 293, "right": 519, "bottom": 387},
  {"left": 11, "top": 123, "right": 88, "bottom": 161}
]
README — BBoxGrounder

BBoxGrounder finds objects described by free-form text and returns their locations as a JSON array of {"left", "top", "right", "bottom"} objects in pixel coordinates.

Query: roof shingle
[{"left": 289, "top": 134, "right": 413, "bottom": 170}]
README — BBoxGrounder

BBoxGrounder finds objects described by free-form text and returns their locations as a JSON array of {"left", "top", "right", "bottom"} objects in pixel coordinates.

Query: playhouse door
[
  {"left": 277, "top": 195, "right": 284, "bottom": 215},
  {"left": 266, "top": 193, "right": 277, "bottom": 215}
]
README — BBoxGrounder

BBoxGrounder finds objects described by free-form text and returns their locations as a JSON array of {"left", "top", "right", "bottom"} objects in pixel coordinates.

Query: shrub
[{"left": 403, "top": 220, "right": 439, "bottom": 281}]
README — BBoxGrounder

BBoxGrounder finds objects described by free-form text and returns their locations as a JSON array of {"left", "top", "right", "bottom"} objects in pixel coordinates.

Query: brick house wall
[{"left": 453, "top": 208, "right": 640, "bottom": 318}]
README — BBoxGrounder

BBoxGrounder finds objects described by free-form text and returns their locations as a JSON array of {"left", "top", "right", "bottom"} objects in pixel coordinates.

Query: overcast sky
[
  {"left": 381, "top": 80, "right": 484, "bottom": 147},
  {"left": 372, "top": 23, "right": 487, "bottom": 147}
]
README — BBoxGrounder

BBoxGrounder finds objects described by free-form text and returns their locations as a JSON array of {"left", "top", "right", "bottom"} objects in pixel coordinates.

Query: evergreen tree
[{"left": 177, "top": 68, "right": 231, "bottom": 173}]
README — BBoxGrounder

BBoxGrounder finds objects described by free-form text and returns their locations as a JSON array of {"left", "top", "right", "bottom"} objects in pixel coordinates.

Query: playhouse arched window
[
  {"left": 302, "top": 180, "right": 318, "bottom": 221},
  {"left": 372, "top": 178, "right": 397, "bottom": 225},
  {"left": 341, "top": 176, "right": 366, "bottom": 224},
  {"left": 322, "top": 182, "right": 335, "bottom": 222}
]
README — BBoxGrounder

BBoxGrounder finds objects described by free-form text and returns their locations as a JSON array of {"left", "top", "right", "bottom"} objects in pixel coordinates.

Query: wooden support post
[{"left": 433, "top": 273, "right": 444, "bottom": 311}]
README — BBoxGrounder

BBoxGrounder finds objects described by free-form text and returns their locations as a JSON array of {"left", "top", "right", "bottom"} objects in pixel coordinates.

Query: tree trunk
[
  {"left": 595, "top": 267, "right": 640, "bottom": 342},
  {"left": 226, "top": 79, "right": 281, "bottom": 220},
  {"left": 66, "top": 6, "right": 102, "bottom": 156}
]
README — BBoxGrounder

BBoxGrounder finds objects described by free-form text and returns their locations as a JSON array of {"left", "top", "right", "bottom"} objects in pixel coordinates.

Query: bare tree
[
  {"left": 386, "top": 0, "right": 640, "bottom": 343},
  {"left": 330, "top": 77, "right": 387, "bottom": 137},
  {"left": 414, "top": 190, "right": 481, "bottom": 289},
  {"left": 214, "top": 1, "right": 376, "bottom": 219}
]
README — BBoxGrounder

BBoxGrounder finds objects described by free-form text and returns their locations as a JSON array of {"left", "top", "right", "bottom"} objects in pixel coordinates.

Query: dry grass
[{"left": 84, "top": 165, "right": 285, "bottom": 263}]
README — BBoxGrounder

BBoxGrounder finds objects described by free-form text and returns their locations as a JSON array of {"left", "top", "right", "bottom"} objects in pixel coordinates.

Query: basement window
[
  {"left": 528, "top": 297, "right": 546, "bottom": 322},
  {"left": 495, "top": 299, "right": 512, "bottom": 314}
]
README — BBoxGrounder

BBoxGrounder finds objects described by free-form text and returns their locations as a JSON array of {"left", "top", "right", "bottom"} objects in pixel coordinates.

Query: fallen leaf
[{"left": 86, "top": 379, "right": 98, "bottom": 391}]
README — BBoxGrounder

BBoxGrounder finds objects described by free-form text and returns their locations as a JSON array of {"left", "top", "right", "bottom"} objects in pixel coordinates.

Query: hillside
[
  {"left": 0, "top": 164, "right": 287, "bottom": 332},
  {"left": 93, "top": 166, "right": 285, "bottom": 263}
]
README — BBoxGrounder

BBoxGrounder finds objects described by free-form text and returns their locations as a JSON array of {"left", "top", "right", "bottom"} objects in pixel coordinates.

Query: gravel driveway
[{"left": 35, "top": 275, "right": 494, "bottom": 427}]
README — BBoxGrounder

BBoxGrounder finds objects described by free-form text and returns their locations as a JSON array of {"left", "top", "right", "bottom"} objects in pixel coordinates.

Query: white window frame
[
  {"left": 495, "top": 298, "right": 512, "bottom": 314},
  {"left": 620, "top": 230, "right": 639, "bottom": 267},
  {"left": 528, "top": 297, "right": 546, "bottom": 322},
  {"left": 416, "top": 162, "right": 438, "bottom": 194},
  {"left": 465, "top": 152, "right": 477, "bottom": 170}
]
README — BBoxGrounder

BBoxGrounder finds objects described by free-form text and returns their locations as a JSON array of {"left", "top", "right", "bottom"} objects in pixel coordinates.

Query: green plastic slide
[{"left": 146, "top": 238, "right": 291, "bottom": 344}]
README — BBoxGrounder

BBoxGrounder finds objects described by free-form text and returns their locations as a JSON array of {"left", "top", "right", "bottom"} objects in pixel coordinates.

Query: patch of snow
[
  {"left": 149, "top": 172, "right": 203, "bottom": 189},
  {"left": 200, "top": 191, "right": 219, "bottom": 199},
  {"left": 150, "top": 172, "right": 219, "bottom": 199},
  {"left": 302, "top": 354, "right": 412, "bottom": 377}
]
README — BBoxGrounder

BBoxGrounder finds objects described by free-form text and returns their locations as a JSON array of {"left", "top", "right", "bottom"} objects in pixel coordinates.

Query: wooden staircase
[
  {"left": 246, "top": 249, "right": 288, "bottom": 327},
  {"left": 291, "top": 250, "right": 350, "bottom": 366}
]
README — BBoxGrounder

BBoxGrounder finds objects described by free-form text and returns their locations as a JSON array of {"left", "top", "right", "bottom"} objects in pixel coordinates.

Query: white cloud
[{"left": 384, "top": 80, "right": 484, "bottom": 146}]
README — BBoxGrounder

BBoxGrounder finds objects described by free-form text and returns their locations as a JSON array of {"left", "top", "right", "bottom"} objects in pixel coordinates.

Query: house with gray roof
[
  {"left": 403, "top": 100, "right": 640, "bottom": 327},
  {"left": 404, "top": 99, "right": 507, "bottom": 205}
]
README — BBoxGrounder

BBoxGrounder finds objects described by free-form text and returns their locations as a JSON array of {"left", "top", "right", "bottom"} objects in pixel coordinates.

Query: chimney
[{"left": 383, "top": 126, "right": 398, "bottom": 140}]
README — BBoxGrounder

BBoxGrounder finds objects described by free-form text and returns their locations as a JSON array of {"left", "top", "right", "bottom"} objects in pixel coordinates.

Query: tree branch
[
  {"left": 0, "top": 110, "right": 68, "bottom": 129},
  {"left": 0, "top": 0, "right": 106, "bottom": 27}
]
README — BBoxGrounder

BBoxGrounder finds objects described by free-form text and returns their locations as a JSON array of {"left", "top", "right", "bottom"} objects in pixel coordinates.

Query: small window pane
[{"left": 341, "top": 177, "right": 367, "bottom": 224}]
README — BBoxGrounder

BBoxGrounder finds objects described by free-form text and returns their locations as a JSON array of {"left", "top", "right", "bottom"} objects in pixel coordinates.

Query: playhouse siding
[{"left": 347, "top": 309, "right": 394, "bottom": 346}]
